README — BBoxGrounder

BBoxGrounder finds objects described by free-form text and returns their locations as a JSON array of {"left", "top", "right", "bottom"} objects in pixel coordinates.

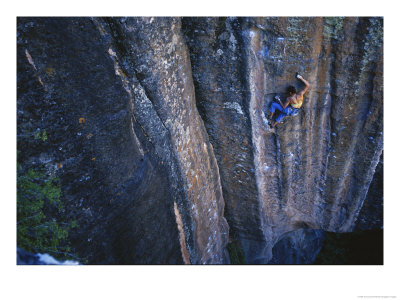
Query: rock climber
[{"left": 268, "top": 74, "right": 310, "bottom": 128}]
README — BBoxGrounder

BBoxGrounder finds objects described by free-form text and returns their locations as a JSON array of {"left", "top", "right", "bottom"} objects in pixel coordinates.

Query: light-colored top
[{"left": 290, "top": 95, "right": 303, "bottom": 109}]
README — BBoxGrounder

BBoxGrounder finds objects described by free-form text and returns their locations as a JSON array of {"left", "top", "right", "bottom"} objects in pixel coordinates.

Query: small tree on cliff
[{"left": 17, "top": 163, "right": 78, "bottom": 261}]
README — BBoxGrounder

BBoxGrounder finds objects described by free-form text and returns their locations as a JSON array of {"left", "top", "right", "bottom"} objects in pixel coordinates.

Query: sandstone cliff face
[{"left": 17, "top": 17, "right": 383, "bottom": 264}]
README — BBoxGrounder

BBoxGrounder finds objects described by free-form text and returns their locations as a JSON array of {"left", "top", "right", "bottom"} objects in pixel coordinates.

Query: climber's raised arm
[
  {"left": 267, "top": 73, "right": 310, "bottom": 129},
  {"left": 297, "top": 74, "right": 310, "bottom": 96}
]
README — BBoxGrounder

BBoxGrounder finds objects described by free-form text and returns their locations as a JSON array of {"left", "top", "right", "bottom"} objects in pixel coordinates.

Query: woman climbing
[{"left": 268, "top": 73, "right": 310, "bottom": 128}]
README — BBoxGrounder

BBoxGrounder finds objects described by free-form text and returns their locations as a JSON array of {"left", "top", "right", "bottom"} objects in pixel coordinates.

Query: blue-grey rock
[{"left": 17, "top": 17, "right": 383, "bottom": 264}]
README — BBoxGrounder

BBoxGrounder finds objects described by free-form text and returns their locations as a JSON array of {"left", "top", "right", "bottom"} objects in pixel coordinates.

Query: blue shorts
[{"left": 269, "top": 103, "right": 299, "bottom": 123}]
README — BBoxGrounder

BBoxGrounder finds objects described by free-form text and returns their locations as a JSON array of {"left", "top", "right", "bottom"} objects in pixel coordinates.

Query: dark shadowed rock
[
  {"left": 17, "top": 17, "right": 383, "bottom": 264},
  {"left": 355, "top": 153, "right": 383, "bottom": 231},
  {"left": 18, "top": 17, "right": 184, "bottom": 264},
  {"left": 269, "top": 229, "right": 325, "bottom": 264}
]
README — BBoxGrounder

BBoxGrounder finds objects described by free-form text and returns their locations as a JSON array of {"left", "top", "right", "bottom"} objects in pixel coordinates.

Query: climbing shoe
[{"left": 268, "top": 123, "right": 276, "bottom": 133}]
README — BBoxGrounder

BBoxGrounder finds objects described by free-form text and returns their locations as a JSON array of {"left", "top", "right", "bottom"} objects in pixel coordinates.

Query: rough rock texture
[
  {"left": 355, "top": 153, "right": 383, "bottom": 231},
  {"left": 182, "top": 17, "right": 383, "bottom": 263},
  {"left": 17, "top": 17, "right": 228, "bottom": 264},
  {"left": 17, "top": 17, "right": 383, "bottom": 264},
  {"left": 269, "top": 229, "right": 325, "bottom": 264}
]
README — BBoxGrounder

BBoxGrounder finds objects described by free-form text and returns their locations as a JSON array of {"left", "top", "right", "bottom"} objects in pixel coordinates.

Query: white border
[{"left": 2, "top": 1, "right": 398, "bottom": 299}]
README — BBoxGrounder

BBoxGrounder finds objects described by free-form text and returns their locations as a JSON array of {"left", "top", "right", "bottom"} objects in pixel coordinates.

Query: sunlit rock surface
[
  {"left": 182, "top": 17, "right": 383, "bottom": 263},
  {"left": 17, "top": 17, "right": 383, "bottom": 264}
]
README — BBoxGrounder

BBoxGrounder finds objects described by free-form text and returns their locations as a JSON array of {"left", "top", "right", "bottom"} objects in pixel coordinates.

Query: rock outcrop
[
  {"left": 183, "top": 17, "right": 383, "bottom": 263},
  {"left": 17, "top": 17, "right": 383, "bottom": 264}
]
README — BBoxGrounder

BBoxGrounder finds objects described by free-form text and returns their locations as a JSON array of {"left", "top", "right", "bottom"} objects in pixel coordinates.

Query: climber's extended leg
[
  {"left": 272, "top": 105, "right": 297, "bottom": 127},
  {"left": 269, "top": 102, "right": 284, "bottom": 119},
  {"left": 272, "top": 110, "right": 288, "bottom": 127}
]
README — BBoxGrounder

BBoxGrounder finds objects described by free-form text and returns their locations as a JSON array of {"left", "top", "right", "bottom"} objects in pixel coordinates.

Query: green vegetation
[
  {"left": 34, "top": 129, "right": 47, "bottom": 142},
  {"left": 226, "top": 239, "right": 245, "bottom": 264},
  {"left": 17, "top": 163, "right": 78, "bottom": 261},
  {"left": 17, "top": 122, "right": 84, "bottom": 263}
]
